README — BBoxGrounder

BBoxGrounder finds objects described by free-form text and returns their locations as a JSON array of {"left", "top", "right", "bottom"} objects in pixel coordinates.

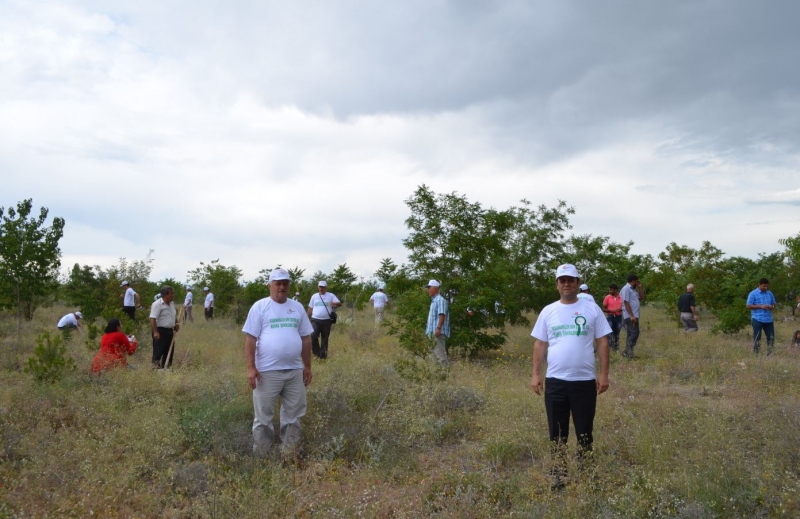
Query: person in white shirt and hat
[
  {"left": 307, "top": 281, "right": 342, "bottom": 359},
  {"left": 203, "top": 287, "right": 215, "bottom": 320},
  {"left": 530, "top": 263, "right": 611, "bottom": 489},
  {"left": 120, "top": 281, "right": 141, "bottom": 321},
  {"left": 243, "top": 268, "right": 314, "bottom": 459},
  {"left": 369, "top": 283, "right": 390, "bottom": 324},
  {"left": 57, "top": 311, "right": 83, "bottom": 331},
  {"left": 183, "top": 286, "right": 194, "bottom": 323}
]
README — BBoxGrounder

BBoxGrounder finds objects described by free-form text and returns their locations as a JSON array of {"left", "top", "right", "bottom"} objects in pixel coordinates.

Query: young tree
[
  {"left": 395, "top": 185, "right": 574, "bottom": 356},
  {"left": 63, "top": 264, "right": 106, "bottom": 323},
  {"left": 0, "top": 199, "right": 65, "bottom": 335},
  {"left": 187, "top": 259, "right": 243, "bottom": 317}
]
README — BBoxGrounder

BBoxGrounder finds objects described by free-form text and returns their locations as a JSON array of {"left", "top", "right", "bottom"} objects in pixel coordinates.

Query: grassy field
[{"left": 0, "top": 303, "right": 799, "bottom": 518}]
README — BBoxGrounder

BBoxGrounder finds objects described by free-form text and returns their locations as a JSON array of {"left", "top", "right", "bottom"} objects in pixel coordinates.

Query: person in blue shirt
[
  {"left": 746, "top": 277, "right": 777, "bottom": 355},
  {"left": 425, "top": 280, "right": 450, "bottom": 368}
]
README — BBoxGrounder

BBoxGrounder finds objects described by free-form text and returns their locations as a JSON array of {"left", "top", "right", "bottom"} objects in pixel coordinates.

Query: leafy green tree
[
  {"left": 374, "top": 258, "right": 398, "bottom": 285},
  {"left": 187, "top": 259, "right": 243, "bottom": 317},
  {"left": 0, "top": 199, "right": 65, "bottom": 335},
  {"left": 562, "top": 234, "right": 653, "bottom": 301},
  {"left": 63, "top": 264, "right": 105, "bottom": 323},
  {"left": 394, "top": 185, "right": 574, "bottom": 357}
]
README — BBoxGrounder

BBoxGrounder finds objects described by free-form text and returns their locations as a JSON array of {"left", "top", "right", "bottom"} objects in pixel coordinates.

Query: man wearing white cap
[
  {"left": 530, "top": 263, "right": 611, "bottom": 488},
  {"left": 307, "top": 281, "right": 342, "bottom": 359},
  {"left": 369, "top": 284, "right": 390, "bottom": 324},
  {"left": 57, "top": 311, "right": 83, "bottom": 330},
  {"left": 183, "top": 286, "right": 194, "bottom": 323},
  {"left": 577, "top": 284, "right": 594, "bottom": 303},
  {"left": 243, "top": 268, "right": 314, "bottom": 458},
  {"left": 120, "top": 281, "right": 140, "bottom": 321},
  {"left": 425, "top": 280, "right": 450, "bottom": 367},
  {"left": 203, "top": 287, "right": 215, "bottom": 320}
]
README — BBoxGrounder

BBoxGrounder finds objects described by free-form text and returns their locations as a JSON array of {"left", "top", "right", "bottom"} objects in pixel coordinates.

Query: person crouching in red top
[{"left": 91, "top": 318, "right": 137, "bottom": 373}]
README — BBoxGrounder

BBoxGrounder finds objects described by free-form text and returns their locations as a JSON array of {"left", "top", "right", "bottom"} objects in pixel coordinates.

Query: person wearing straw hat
[
  {"left": 57, "top": 311, "right": 83, "bottom": 330},
  {"left": 425, "top": 279, "right": 450, "bottom": 368},
  {"left": 183, "top": 286, "right": 194, "bottom": 323},
  {"left": 120, "top": 280, "right": 140, "bottom": 321},
  {"left": 307, "top": 281, "right": 341, "bottom": 359},
  {"left": 149, "top": 286, "right": 179, "bottom": 369},
  {"left": 243, "top": 268, "right": 314, "bottom": 459},
  {"left": 530, "top": 263, "right": 611, "bottom": 489}
]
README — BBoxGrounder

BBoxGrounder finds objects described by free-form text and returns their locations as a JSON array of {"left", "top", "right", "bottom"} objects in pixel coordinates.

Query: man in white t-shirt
[
  {"left": 203, "top": 287, "right": 215, "bottom": 320},
  {"left": 120, "top": 280, "right": 141, "bottom": 321},
  {"left": 242, "top": 268, "right": 313, "bottom": 458},
  {"left": 369, "top": 284, "right": 390, "bottom": 324},
  {"left": 531, "top": 263, "right": 611, "bottom": 489},
  {"left": 307, "top": 281, "right": 342, "bottom": 359},
  {"left": 183, "top": 286, "right": 194, "bottom": 323},
  {"left": 57, "top": 311, "right": 83, "bottom": 330}
]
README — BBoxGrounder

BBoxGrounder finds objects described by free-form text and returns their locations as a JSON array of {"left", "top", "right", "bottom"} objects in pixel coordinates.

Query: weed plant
[{"left": 0, "top": 304, "right": 799, "bottom": 516}]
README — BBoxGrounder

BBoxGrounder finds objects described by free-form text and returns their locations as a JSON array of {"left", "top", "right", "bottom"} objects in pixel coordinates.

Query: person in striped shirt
[{"left": 425, "top": 280, "right": 450, "bottom": 368}]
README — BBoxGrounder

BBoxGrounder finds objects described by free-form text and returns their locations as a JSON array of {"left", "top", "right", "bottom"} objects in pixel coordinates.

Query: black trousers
[
  {"left": 310, "top": 318, "right": 333, "bottom": 358},
  {"left": 123, "top": 306, "right": 136, "bottom": 320},
  {"left": 544, "top": 378, "right": 597, "bottom": 452},
  {"left": 205, "top": 307, "right": 214, "bottom": 320},
  {"left": 152, "top": 327, "right": 175, "bottom": 368}
]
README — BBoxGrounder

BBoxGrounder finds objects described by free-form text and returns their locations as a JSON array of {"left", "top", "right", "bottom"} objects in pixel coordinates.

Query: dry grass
[{"left": 0, "top": 303, "right": 799, "bottom": 517}]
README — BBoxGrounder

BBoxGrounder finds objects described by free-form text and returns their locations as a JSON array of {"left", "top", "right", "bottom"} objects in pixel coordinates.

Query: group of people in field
[{"left": 55, "top": 263, "right": 791, "bottom": 487}]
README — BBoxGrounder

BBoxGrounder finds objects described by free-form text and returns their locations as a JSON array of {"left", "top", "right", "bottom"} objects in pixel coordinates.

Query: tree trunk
[{"left": 15, "top": 279, "right": 22, "bottom": 344}]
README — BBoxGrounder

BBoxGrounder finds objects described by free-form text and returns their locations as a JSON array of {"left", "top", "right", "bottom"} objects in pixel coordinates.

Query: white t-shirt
[
  {"left": 242, "top": 298, "right": 314, "bottom": 372},
  {"left": 531, "top": 299, "right": 611, "bottom": 381},
  {"left": 204, "top": 292, "right": 215, "bottom": 308},
  {"left": 184, "top": 292, "right": 193, "bottom": 307},
  {"left": 577, "top": 293, "right": 595, "bottom": 303},
  {"left": 57, "top": 313, "right": 78, "bottom": 328},
  {"left": 308, "top": 292, "right": 341, "bottom": 320},
  {"left": 370, "top": 292, "right": 389, "bottom": 308},
  {"left": 123, "top": 287, "right": 137, "bottom": 306}
]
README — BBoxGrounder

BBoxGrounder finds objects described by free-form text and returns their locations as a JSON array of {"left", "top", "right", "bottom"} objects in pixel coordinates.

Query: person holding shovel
[{"left": 150, "top": 286, "right": 180, "bottom": 369}]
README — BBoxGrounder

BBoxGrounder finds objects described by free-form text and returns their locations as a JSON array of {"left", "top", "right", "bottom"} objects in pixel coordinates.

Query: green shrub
[
  {"left": 711, "top": 305, "right": 750, "bottom": 335},
  {"left": 24, "top": 332, "right": 76, "bottom": 383}
]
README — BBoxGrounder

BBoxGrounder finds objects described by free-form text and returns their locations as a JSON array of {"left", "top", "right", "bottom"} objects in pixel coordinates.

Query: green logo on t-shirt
[
  {"left": 269, "top": 317, "right": 299, "bottom": 329},
  {"left": 574, "top": 315, "right": 587, "bottom": 336}
]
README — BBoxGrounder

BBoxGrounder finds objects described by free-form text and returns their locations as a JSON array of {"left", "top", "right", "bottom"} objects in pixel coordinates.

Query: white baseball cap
[
  {"left": 186, "top": 286, "right": 192, "bottom": 290},
  {"left": 75, "top": 311, "right": 83, "bottom": 319},
  {"left": 580, "top": 284, "right": 589, "bottom": 291},
  {"left": 318, "top": 281, "right": 328, "bottom": 287},
  {"left": 121, "top": 280, "right": 129, "bottom": 286},
  {"left": 203, "top": 286, "right": 210, "bottom": 291},
  {"left": 555, "top": 264, "right": 580, "bottom": 279},
  {"left": 269, "top": 268, "right": 291, "bottom": 282},
  {"left": 426, "top": 279, "right": 441, "bottom": 288},
  {"left": 378, "top": 283, "right": 386, "bottom": 290}
]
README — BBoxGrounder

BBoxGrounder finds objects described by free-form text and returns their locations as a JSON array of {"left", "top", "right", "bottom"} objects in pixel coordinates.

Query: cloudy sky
[{"left": 2, "top": 0, "right": 798, "bottom": 282}]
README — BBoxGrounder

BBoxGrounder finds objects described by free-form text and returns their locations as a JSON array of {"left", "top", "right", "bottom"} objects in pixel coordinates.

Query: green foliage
[
  {"left": 374, "top": 257, "right": 398, "bottom": 285},
  {"left": 711, "top": 305, "right": 751, "bottom": 335},
  {"left": 187, "top": 259, "right": 243, "bottom": 317},
  {"left": 393, "top": 185, "right": 574, "bottom": 357},
  {"left": 563, "top": 234, "right": 653, "bottom": 296},
  {"left": 23, "top": 332, "right": 76, "bottom": 383},
  {"left": 0, "top": 199, "right": 65, "bottom": 333},
  {"left": 62, "top": 264, "right": 105, "bottom": 323}
]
